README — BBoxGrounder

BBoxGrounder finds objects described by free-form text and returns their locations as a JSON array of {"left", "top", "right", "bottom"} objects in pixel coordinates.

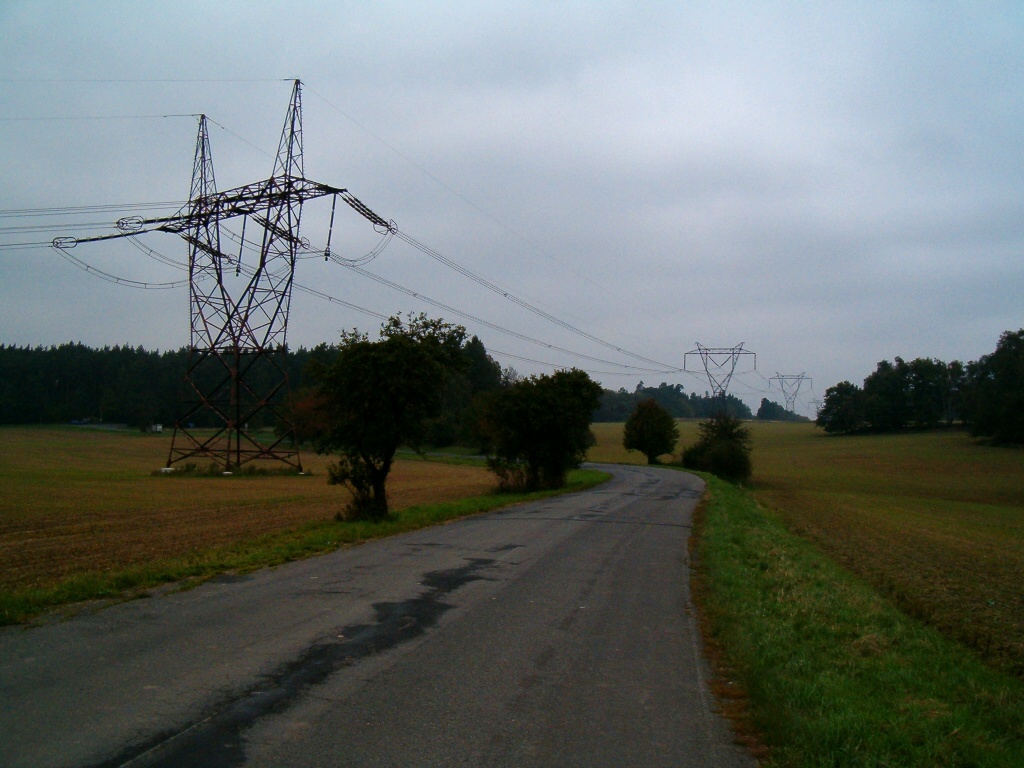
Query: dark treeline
[
  {"left": 0, "top": 343, "right": 184, "bottom": 428},
  {"left": 1, "top": 343, "right": 760, "bottom": 432},
  {"left": 593, "top": 381, "right": 753, "bottom": 422},
  {"left": 0, "top": 339, "right": 505, "bottom": 439},
  {"left": 755, "top": 398, "right": 810, "bottom": 422},
  {"left": 0, "top": 343, "right": 339, "bottom": 430},
  {"left": 816, "top": 329, "right": 1024, "bottom": 444}
]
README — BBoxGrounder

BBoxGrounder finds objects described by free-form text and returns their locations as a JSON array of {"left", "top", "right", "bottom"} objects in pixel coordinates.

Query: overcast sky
[{"left": 2, "top": 1, "right": 1021, "bottom": 415}]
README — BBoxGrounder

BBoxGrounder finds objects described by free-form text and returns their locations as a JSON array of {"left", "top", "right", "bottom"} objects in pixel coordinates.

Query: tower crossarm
[{"left": 52, "top": 181, "right": 392, "bottom": 249}]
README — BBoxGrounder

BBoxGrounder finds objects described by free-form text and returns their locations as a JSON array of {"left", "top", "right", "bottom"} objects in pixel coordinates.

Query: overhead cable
[
  {"left": 51, "top": 242, "right": 187, "bottom": 289},
  {"left": 392, "top": 228, "right": 680, "bottom": 372},
  {"left": 329, "top": 255, "right": 675, "bottom": 374}
]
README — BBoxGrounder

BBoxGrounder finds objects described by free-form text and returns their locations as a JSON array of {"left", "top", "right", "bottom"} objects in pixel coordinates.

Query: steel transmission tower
[
  {"left": 54, "top": 80, "right": 392, "bottom": 471},
  {"left": 769, "top": 372, "right": 812, "bottom": 414},
  {"left": 684, "top": 343, "right": 756, "bottom": 409}
]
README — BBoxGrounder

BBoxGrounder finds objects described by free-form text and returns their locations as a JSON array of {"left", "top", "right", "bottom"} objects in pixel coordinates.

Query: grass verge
[
  {"left": 691, "top": 474, "right": 1024, "bottom": 767},
  {"left": 0, "top": 468, "right": 609, "bottom": 626}
]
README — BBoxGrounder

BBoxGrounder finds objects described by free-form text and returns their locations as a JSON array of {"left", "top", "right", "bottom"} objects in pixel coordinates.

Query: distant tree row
[
  {"left": 0, "top": 343, "right": 185, "bottom": 429},
  {"left": 594, "top": 381, "right": 753, "bottom": 422},
  {"left": 2, "top": 343, "right": 765, "bottom": 430},
  {"left": 816, "top": 329, "right": 1024, "bottom": 443},
  {"left": 0, "top": 338, "right": 506, "bottom": 437},
  {"left": 755, "top": 398, "right": 810, "bottom": 422}
]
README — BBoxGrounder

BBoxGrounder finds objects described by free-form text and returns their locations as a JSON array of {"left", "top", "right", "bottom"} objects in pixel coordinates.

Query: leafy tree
[
  {"left": 862, "top": 358, "right": 911, "bottom": 431},
  {"left": 424, "top": 335, "right": 502, "bottom": 447},
  {"left": 755, "top": 398, "right": 809, "bottom": 422},
  {"left": 816, "top": 381, "right": 865, "bottom": 434},
  {"left": 310, "top": 314, "right": 467, "bottom": 519},
  {"left": 479, "top": 368, "right": 602, "bottom": 491},
  {"left": 680, "top": 412, "right": 752, "bottom": 483},
  {"left": 283, "top": 386, "right": 329, "bottom": 446},
  {"left": 756, "top": 398, "right": 788, "bottom": 421},
  {"left": 593, "top": 387, "right": 639, "bottom": 422},
  {"left": 965, "top": 329, "right": 1024, "bottom": 444},
  {"left": 689, "top": 392, "right": 753, "bottom": 420},
  {"left": 906, "top": 357, "right": 948, "bottom": 430},
  {"left": 623, "top": 398, "right": 679, "bottom": 464},
  {"left": 942, "top": 360, "right": 966, "bottom": 426},
  {"left": 592, "top": 382, "right": 750, "bottom": 422},
  {"left": 634, "top": 382, "right": 695, "bottom": 419}
]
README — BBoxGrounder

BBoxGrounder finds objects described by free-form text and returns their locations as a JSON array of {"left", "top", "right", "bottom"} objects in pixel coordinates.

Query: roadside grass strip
[
  {"left": 693, "top": 475, "right": 1024, "bottom": 767},
  {"left": 0, "top": 468, "right": 609, "bottom": 626}
]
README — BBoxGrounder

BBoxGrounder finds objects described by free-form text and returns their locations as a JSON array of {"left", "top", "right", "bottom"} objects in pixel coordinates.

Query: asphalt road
[{"left": 0, "top": 464, "right": 753, "bottom": 768}]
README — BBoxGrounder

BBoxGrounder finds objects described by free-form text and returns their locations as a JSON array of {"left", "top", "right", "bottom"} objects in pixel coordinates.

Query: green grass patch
[
  {"left": 693, "top": 474, "right": 1024, "bottom": 767},
  {"left": 0, "top": 468, "right": 608, "bottom": 625}
]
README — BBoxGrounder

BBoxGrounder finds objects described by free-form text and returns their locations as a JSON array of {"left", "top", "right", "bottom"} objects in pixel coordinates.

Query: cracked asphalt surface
[{"left": 0, "top": 464, "right": 753, "bottom": 767}]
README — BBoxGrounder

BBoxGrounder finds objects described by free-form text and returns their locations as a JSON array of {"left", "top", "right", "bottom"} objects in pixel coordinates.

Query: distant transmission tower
[
  {"left": 54, "top": 80, "right": 392, "bottom": 471},
  {"left": 769, "top": 372, "right": 812, "bottom": 414},
  {"left": 684, "top": 343, "right": 756, "bottom": 411}
]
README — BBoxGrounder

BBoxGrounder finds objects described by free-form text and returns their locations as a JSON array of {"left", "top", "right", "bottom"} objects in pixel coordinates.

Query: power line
[
  {"left": 305, "top": 85, "right": 622, "bottom": 302},
  {"left": 487, "top": 347, "right": 656, "bottom": 378},
  {"left": 205, "top": 117, "right": 276, "bottom": 160},
  {"left": 15, "top": 80, "right": 690, "bottom": 383},
  {"left": 330, "top": 256, "right": 675, "bottom": 374},
  {"left": 39, "top": 222, "right": 681, "bottom": 378},
  {"left": 0, "top": 114, "right": 199, "bottom": 121},
  {"left": 391, "top": 228, "right": 679, "bottom": 371},
  {"left": 0, "top": 201, "right": 185, "bottom": 218},
  {"left": 51, "top": 241, "right": 187, "bottom": 289},
  {"left": 0, "top": 78, "right": 289, "bottom": 83}
]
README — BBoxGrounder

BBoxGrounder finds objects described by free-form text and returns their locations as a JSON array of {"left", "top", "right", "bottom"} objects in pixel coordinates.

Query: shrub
[
  {"left": 680, "top": 412, "right": 753, "bottom": 483},
  {"left": 478, "top": 369, "right": 602, "bottom": 492}
]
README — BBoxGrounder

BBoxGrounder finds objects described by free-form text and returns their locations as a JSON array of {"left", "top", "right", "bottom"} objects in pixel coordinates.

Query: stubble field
[{"left": 0, "top": 427, "right": 495, "bottom": 613}]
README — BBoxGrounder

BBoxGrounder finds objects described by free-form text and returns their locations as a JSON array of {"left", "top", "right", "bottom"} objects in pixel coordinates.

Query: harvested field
[
  {"left": 749, "top": 423, "right": 1024, "bottom": 678},
  {"left": 0, "top": 427, "right": 493, "bottom": 593}
]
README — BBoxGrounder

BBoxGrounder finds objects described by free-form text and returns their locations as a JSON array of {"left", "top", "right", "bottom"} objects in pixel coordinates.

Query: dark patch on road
[
  {"left": 487, "top": 543, "right": 524, "bottom": 553},
  {"left": 91, "top": 559, "right": 496, "bottom": 768},
  {"left": 209, "top": 573, "right": 253, "bottom": 585},
  {"left": 624, "top": 488, "right": 703, "bottom": 501},
  {"left": 676, "top": 488, "right": 703, "bottom": 499}
]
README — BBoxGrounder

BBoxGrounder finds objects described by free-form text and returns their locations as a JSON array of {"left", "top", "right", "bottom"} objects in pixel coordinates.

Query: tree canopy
[
  {"left": 310, "top": 314, "right": 468, "bottom": 519},
  {"left": 593, "top": 381, "right": 752, "bottom": 422},
  {"left": 965, "top": 329, "right": 1024, "bottom": 444},
  {"left": 478, "top": 368, "right": 602, "bottom": 491},
  {"left": 7, "top": 328, "right": 1021, "bottom": 446},
  {"left": 680, "top": 412, "right": 753, "bottom": 483},
  {"left": 816, "top": 381, "right": 866, "bottom": 434},
  {"left": 623, "top": 398, "right": 679, "bottom": 464},
  {"left": 817, "top": 356, "right": 970, "bottom": 435},
  {"left": 813, "top": 333, "right": 1024, "bottom": 440},
  {"left": 755, "top": 398, "right": 810, "bottom": 422}
]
